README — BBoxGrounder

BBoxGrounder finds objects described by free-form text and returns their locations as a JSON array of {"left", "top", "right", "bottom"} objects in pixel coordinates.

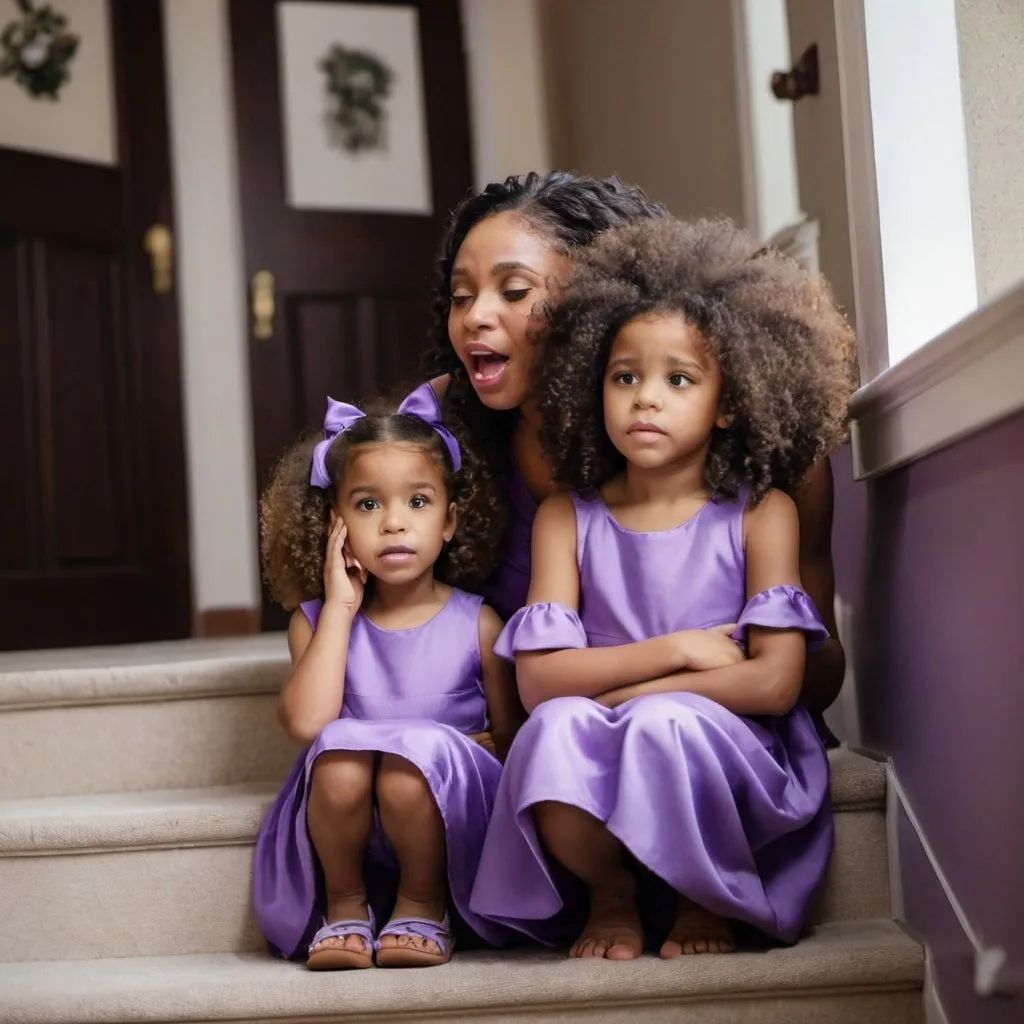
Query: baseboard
[
  {"left": 887, "top": 764, "right": 1020, "bottom": 998},
  {"left": 924, "top": 951, "right": 952, "bottom": 1024},
  {"left": 193, "top": 608, "right": 261, "bottom": 638}
]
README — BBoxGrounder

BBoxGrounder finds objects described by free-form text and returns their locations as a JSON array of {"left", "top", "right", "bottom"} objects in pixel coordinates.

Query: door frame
[{"left": 116, "top": 0, "right": 192, "bottom": 625}]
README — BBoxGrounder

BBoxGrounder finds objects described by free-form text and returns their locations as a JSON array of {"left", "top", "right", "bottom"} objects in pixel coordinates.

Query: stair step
[
  {"left": 0, "top": 751, "right": 889, "bottom": 963},
  {"left": 0, "top": 635, "right": 296, "bottom": 799},
  {"left": 0, "top": 919, "right": 923, "bottom": 1024}
]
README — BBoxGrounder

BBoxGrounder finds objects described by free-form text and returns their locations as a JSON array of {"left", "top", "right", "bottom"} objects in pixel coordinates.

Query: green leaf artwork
[
  {"left": 0, "top": 0, "right": 79, "bottom": 100},
  {"left": 319, "top": 43, "right": 393, "bottom": 154}
]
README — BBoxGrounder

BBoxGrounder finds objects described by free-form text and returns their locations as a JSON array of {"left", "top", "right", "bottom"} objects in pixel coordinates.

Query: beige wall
[
  {"left": 163, "top": 0, "right": 261, "bottom": 615},
  {"left": 956, "top": 0, "right": 1024, "bottom": 303},
  {"left": 539, "top": 0, "right": 746, "bottom": 223}
]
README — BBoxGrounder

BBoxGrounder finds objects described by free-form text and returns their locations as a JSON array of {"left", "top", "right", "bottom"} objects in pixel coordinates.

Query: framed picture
[
  {"left": 276, "top": 1, "right": 432, "bottom": 215},
  {"left": 0, "top": 0, "right": 115, "bottom": 165}
]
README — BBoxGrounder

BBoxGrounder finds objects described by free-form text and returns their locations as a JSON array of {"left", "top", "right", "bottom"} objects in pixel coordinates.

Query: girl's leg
[
  {"left": 660, "top": 896, "right": 735, "bottom": 957},
  {"left": 306, "top": 750, "right": 375, "bottom": 954},
  {"left": 375, "top": 754, "right": 448, "bottom": 956},
  {"left": 533, "top": 801, "right": 643, "bottom": 960}
]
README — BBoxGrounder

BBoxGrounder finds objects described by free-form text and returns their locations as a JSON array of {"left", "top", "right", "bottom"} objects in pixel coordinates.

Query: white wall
[
  {"left": 162, "top": 0, "right": 260, "bottom": 614},
  {"left": 460, "top": 0, "right": 551, "bottom": 188},
  {"left": 956, "top": 0, "right": 1024, "bottom": 303},
  {"left": 732, "top": 0, "right": 802, "bottom": 242},
  {"left": 785, "top": 0, "right": 856, "bottom": 325},
  {"left": 161, "top": 0, "right": 550, "bottom": 617}
]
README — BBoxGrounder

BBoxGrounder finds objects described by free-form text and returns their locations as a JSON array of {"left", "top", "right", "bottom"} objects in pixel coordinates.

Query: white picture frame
[{"left": 276, "top": 1, "right": 432, "bottom": 215}]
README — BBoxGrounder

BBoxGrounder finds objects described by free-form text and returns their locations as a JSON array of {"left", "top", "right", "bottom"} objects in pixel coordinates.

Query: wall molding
[
  {"left": 850, "top": 278, "right": 1024, "bottom": 479},
  {"left": 833, "top": 0, "right": 888, "bottom": 384},
  {"left": 923, "top": 953, "right": 952, "bottom": 1024},
  {"left": 728, "top": 0, "right": 759, "bottom": 238},
  {"left": 886, "top": 760, "right": 1021, "bottom": 998},
  {"left": 193, "top": 607, "right": 261, "bottom": 638}
]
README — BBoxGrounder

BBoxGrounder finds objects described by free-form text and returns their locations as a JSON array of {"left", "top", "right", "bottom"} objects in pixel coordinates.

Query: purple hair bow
[{"left": 309, "top": 382, "right": 461, "bottom": 489}]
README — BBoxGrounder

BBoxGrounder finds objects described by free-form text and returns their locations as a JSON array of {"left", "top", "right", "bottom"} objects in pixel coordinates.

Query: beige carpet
[
  {"left": 0, "top": 636, "right": 922, "bottom": 1022},
  {"left": 0, "top": 920, "right": 922, "bottom": 1024}
]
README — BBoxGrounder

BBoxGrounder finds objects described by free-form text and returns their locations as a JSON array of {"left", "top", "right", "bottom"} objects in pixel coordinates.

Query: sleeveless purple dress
[
  {"left": 252, "top": 588, "right": 509, "bottom": 958},
  {"left": 469, "top": 489, "right": 833, "bottom": 946}
]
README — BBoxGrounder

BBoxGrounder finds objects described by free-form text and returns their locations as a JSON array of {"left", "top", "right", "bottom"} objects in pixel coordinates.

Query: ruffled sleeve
[
  {"left": 732, "top": 586, "right": 829, "bottom": 649},
  {"left": 494, "top": 602, "right": 588, "bottom": 662}
]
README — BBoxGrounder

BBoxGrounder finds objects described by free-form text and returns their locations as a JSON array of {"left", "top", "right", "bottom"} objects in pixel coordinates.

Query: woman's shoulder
[{"left": 428, "top": 374, "right": 450, "bottom": 402}]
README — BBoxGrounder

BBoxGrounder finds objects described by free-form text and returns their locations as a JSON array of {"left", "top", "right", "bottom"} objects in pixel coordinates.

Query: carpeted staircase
[{"left": 0, "top": 636, "right": 924, "bottom": 1023}]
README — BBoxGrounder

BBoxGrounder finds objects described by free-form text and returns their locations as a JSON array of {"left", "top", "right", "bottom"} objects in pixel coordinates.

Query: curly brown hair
[
  {"left": 536, "top": 217, "right": 858, "bottom": 503},
  {"left": 421, "top": 171, "right": 667, "bottom": 571},
  {"left": 259, "top": 400, "right": 494, "bottom": 611}
]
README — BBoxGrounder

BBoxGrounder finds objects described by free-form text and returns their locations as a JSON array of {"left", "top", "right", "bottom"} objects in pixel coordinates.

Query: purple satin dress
[
  {"left": 469, "top": 489, "right": 833, "bottom": 946},
  {"left": 479, "top": 464, "right": 537, "bottom": 621},
  {"left": 252, "top": 588, "right": 509, "bottom": 958}
]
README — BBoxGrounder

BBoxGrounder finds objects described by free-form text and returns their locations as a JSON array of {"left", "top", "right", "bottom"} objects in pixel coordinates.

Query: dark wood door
[
  {"left": 0, "top": 1, "right": 191, "bottom": 651},
  {"left": 230, "top": 0, "right": 474, "bottom": 629}
]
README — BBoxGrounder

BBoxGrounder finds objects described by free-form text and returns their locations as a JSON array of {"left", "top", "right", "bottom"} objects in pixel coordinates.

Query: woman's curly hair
[
  {"left": 422, "top": 171, "right": 666, "bottom": 574},
  {"left": 537, "top": 217, "right": 858, "bottom": 504},
  {"left": 259, "top": 396, "right": 495, "bottom": 610}
]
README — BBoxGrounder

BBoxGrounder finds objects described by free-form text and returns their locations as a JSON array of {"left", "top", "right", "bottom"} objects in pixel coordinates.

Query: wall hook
[{"left": 771, "top": 43, "right": 819, "bottom": 101}]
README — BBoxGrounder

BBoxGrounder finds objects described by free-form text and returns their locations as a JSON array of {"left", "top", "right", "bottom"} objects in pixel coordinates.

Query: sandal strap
[
  {"left": 378, "top": 914, "right": 452, "bottom": 953},
  {"left": 308, "top": 912, "right": 376, "bottom": 954}
]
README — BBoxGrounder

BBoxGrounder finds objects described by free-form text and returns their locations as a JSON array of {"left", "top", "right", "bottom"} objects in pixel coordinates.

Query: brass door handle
[
  {"left": 144, "top": 224, "right": 173, "bottom": 294},
  {"left": 252, "top": 270, "right": 275, "bottom": 340}
]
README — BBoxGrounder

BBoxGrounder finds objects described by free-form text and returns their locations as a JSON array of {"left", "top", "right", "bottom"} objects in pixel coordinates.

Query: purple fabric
[
  {"left": 494, "top": 603, "right": 587, "bottom": 659},
  {"left": 734, "top": 585, "right": 830, "bottom": 649},
  {"left": 377, "top": 915, "right": 453, "bottom": 956},
  {"left": 479, "top": 463, "right": 537, "bottom": 620},
  {"left": 307, "top": 910, "right": 376, "bottom": 955},
  {"left": 469, "top": 489, "right": 833, "bottom": 946},
  {"left": 252, "top": 588, "right": 510, "bottom": 958},
  {"left": 310, "top": 382, "right": 461, "bottom": 489}
]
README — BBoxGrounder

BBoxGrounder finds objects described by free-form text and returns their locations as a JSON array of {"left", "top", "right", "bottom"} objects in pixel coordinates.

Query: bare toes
[{"left": 607, "top": 942, "right": 640, "bottom": 961}]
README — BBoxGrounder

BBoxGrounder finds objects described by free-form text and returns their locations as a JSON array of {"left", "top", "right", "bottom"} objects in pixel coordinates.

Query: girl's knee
[
  {"left": 375, "top": 754, "right": 434, "bottom": 815},
  {"left": 309, "top": 750, "right": 374, "bottom": 810},
  {"left": 521, "top": 696, "right": 595, "bottom": 741}
]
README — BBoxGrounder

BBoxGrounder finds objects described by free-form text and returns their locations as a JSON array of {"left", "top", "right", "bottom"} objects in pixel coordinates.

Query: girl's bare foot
[
  {"left": 659, "top": 896, "right": 734, "bottom": 957},
  {"left": 570, "top": 882, "right": 644, "bottom": 960}
]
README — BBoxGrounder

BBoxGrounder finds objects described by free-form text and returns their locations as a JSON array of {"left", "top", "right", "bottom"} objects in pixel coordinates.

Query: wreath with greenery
[
  {"left": 319, "top": 43, "right": 393, "bottom": 154},
  {"left": 0, "top": 0, "right": 78, "bottom": 100}
]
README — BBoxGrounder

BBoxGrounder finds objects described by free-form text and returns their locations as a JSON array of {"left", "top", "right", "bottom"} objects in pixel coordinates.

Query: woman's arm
[
  {"left": 478, "top": 604, "right": 526, "bottom": 760},
  {"left": 792, "top": 459, "right": 846, "bottom": 713},
  {"left": 516, "top": 494, "right": 725, "bottom": 711},
  {"left": 596, "top": 491, "right": 810, "bottom": 717}
]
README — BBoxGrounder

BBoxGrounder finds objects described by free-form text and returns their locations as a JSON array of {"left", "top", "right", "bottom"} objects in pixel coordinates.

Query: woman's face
[{"left": 447, "top": 210, "right": 569, "bottom": 411}]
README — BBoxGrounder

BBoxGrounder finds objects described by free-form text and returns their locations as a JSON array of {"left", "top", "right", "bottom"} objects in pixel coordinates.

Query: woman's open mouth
[{"left": 465, "top": 343, "right": 510, "bottom": 389}]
